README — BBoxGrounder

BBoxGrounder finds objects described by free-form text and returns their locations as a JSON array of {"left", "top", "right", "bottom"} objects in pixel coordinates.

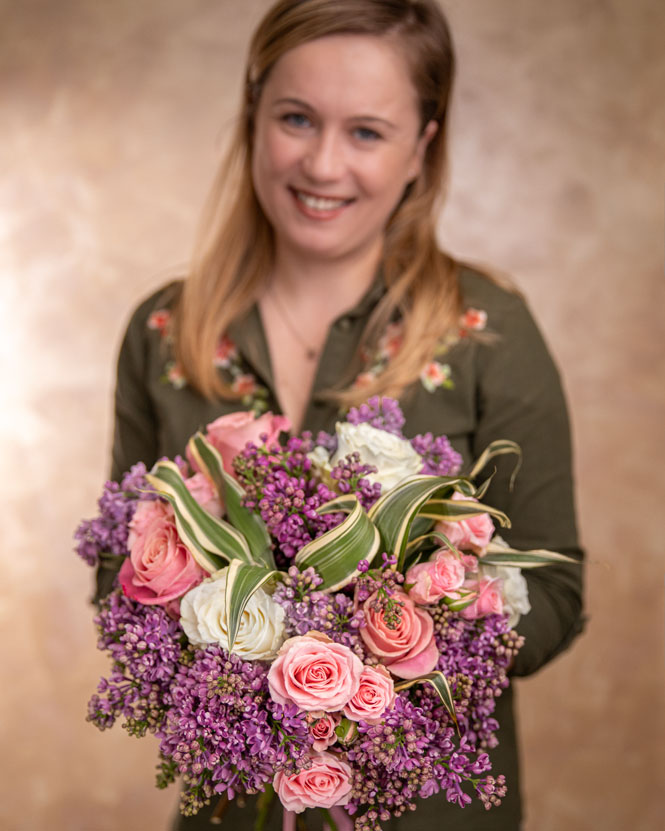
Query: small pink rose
[
  {"left": 360, "top": 591, "right": 439, "bottom": 680},
  {"left": 343, "top": 665, "right": 396, "bottom": 724},
  {"left": 435, "top": 493, "right": 494, "bottom": 554},
  {"left": 184, "top": 472, "right": 223, "bottom": 517},
  {"left": 120, "top": 500, "right": 206, "bottom": 606},
  {"left": 268, "top": 633, "right": 363, "bottom": 712},
  {"left": 195, "top": 411, "right": 290, "bottom": 475},
  {"left": 308, "top": 713, "right": 340, "bottom": 752},
  {"left": 274, "top": 751, "right": 352, "bottom": 813},
  {"left": 406, "top": 549, "right": 465, "bottom": 605},
  {"left": 459, "top": 577, "right": 504, "bottom": 620}
]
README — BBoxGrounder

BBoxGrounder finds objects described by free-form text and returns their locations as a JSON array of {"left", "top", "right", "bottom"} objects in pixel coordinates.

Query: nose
[{"left": 301, "top": 129, "right": 345, "bottom": 182}]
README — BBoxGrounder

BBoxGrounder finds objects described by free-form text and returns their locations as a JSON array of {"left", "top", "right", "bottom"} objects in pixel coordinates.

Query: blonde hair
[{"left": 176, "top": 0, "right": 460, "bottom": 405}]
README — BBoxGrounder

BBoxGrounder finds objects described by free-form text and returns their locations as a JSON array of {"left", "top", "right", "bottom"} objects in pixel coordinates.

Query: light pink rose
[
  {"left": 435, "top": 493, "right": 494, "bottom": 554},
  {"left": 184, "top": 473, "right": 223, "bottom": 517},
  {"left": 274, "top": 751, "right": 352, "bottom": 812},
  {"left": 198, "top": 411, "right": 290, "bottom": 474},
  {"left": 267, "top": 632, "right": 362, "bottom": 712},
  {"left": 405, "top": 549, "right": 466, "bottom": 605},
  {"left": 119, "top": 499, "right": 206, "bottom": 606},
  {"left": 360, "top": 591, "right": 439, "bottom": 680},
  {"left": 308, "top": 713, "right": 340, "bottom": 751},
  {"left": 459, "top": 577, "right": 504, "bottom": 620},
  {"left": 343, "top": 665, "right": 396, "bottom": 724}
]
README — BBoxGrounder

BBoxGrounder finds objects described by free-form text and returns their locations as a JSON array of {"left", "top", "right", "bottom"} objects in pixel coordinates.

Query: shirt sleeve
[
  {"left": 95, "top": 292, "right": 164, "bottom": 602},
  {"left": 109, "top": 299, "right": 160, "bottom": 482},
  {"left": 471, "top": 290, "right": 585, "bottom": 677}
]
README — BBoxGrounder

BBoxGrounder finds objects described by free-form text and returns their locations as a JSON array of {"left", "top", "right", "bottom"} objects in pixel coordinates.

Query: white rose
[
  {"left": 479, "top": 563, "right": 531, "bottom": 628},
  {"left": 180, "top": 568, "right": 286, "bottom": 660},
  {"left": 330, "top": 422, "right": 423, "bottom": 492}
]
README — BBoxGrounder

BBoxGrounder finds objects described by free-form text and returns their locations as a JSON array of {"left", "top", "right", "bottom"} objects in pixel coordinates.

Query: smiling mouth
[{"left": 291, "top": 188, "right": 354, "bottom": 212}]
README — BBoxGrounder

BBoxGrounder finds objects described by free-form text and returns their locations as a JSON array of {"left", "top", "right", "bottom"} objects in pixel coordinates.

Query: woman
[{"left": 105, "top": 1, "right": 584, "bottom": 829}]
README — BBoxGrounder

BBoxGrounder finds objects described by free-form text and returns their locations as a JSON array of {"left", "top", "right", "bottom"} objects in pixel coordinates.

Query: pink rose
[
  {"left": 267, "top": 632, "right": 362, "bottom": 712},
  {"left": 184, "top": 472, "right": 223, "bottom": 517},
  {"left": 274, "top": 751, "right": 352, "bottom": 812},
  {"left": 435, "top": 493, "right": 494, "bottom": 554},
  {"left": 119, "top": 499, "right": 206, "bottom": 606},
  {"left": 343, "top": 665, "right": 396, "bottom": 724},
  {"left": 459, "top": 577, "right": 504, "bottom": 620},
  {"left": 360, "top": 591, "right": 439, "bottom": 680},
  {"left": 308, "top": 713, "right": 340, "bottom": 751},
  {"left": 199, "top": 411, "right": 290, "bottom": 474},
  {"left": 405, "top": 549, "right": 465, "bottom": 605}
]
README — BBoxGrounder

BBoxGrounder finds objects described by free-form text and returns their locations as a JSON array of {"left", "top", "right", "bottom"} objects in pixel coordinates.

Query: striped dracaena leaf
[
  {"left": 418, "top": 497, "right": 511, "bottom": 529},
  {"left": 469, "top": 439, "right": 522, "bottom": 487},
  {"left": 394, "top": 671, "right": 458, "bottom": 731},
  {"left": 295, "top": 497, "right": 381, "bottom": 592},
  {"left": 315, "top": 494, "right": 359, "bottom": 515},
  {"left": 481, "top": 542, "right": 579, "bottom": 569},
  {"left": 367, "top": 475, "right": 473, "bottom": 571},
  {"left": 146, "top": 461, "right": 254, "bottom": 572},
  {"left": 188, "top": 433, "right": 275, "bottom": 569},
  {"left": 443, "top": 588, "right": 478, "bottom": 612},
  {"left": 224, "top": 559, "right": 280, "bottom": 655}
]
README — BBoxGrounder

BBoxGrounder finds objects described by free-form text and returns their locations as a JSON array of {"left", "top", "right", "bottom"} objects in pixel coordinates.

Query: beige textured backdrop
[{"left": 1, "top": 0, "right": 663, "bottom": 829}]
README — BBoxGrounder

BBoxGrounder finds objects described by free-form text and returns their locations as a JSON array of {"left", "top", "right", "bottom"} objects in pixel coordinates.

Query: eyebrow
[{"left": 272, "top": 97, "right": 398, "bottom": 130}]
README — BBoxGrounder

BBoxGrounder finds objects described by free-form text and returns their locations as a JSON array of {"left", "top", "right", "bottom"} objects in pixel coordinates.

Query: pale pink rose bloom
[
  {"left": 120, "top": 500, "right": 205, "bottom": 606},
  {"left": 308, "top": 713, "right": 340, "bottom": 752},
  {"left": 360, "top": 590, "right": 439, "bottom": 680},
  {"left": 268, "top": 633, "right": 363, "bottom": 712},
  {"left": 406, "top": 549, "right": 465, "bottom": 605},
  {"left": 184, "top": 472, "right": 223, "bottom": 517},
  {"left": 274, "top": 751, "right": 352, "bottom": 812},
  {"left": 343, "top": 665, "right": 396, "bottom": 724},
  {"left": 195, "top": 411, "right": 290, "bottom": 475},
  {"left": 435, "top": 492, "right": 494, "bottom": 554},
  {"left": 459, "top": 577, "right": 504, "bottom": 620}
]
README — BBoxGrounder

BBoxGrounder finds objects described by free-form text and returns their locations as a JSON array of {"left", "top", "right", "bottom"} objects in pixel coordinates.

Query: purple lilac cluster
[
  {"left": 330, "top": 451, "right": 382, "bottom": 510},
  {"left": 272, "top": 566, "right": 366, "bottom": 657},
  {"left": 346, "top": 692, "right": 499, "bottom": 831},
  {"left": 410, "top": 432, "right": 463, "bottom": 477},
  {"left": 346, "top": 395, "right": 406, "bottom": 436},
  {"left": 234, "top": 436, "right": 344, "bottom": 561},
  {"left": 431, "top": 606, "right": 523, "bottom": 751},
  {"left": 158, "top": 646, "right": 313, "bottom": 816},
  {"left": 74, "top": 462, "right": 152, "bottom": 567},
  {"left": 356, "top": 554, "right": 405, "bottom": 629},
  {"left": 87, "top": 592, "right": 182, "bottom": 736}
]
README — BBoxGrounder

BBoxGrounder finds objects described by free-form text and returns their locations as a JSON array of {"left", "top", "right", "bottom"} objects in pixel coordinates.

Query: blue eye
[
  {"left": 282, "top": 112, "right": 312, "bottom": 129},
  {"left": 353, "top": 127, "right": 382, "bottom": 142}
]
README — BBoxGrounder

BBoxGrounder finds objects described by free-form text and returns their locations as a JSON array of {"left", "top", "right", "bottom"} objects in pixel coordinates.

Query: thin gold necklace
[{"left": 268, "top": 288, "right": 319, "bottom": 361}]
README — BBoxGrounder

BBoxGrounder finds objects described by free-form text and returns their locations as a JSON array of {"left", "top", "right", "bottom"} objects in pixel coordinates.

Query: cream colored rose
[
  {"left": 330, "top": 422, "right": 422, "bottom": 492},
  {"left": 180, "top": 569, "right": 286, "bottom": 660}
]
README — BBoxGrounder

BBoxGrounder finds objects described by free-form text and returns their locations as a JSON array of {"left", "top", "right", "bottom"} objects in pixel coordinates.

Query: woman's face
[{"left": 251, "top": 34, "right": 436, "bottom": 265}]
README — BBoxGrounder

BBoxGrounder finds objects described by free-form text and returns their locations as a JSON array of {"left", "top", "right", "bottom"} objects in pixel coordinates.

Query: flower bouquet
[{"left": 76, "top": 397, "right": 573, "bottom": 830}]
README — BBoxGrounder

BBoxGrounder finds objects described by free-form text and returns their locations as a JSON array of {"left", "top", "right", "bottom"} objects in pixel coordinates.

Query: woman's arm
[{"left": 471, "top": 291, "right": 585, "bottom": 676}]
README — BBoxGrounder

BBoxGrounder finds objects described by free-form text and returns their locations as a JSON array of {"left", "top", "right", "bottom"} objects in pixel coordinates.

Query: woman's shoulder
[{"left": 122, "top": 279, "right": 184, "bottom": 338}]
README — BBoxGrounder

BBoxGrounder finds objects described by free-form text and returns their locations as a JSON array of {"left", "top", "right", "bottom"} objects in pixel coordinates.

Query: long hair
[{"left": 176, "top": 0, "right": 460, "bottom": 404}]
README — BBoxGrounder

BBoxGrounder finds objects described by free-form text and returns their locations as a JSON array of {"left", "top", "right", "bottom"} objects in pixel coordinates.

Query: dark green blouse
[{"left": 106, "top": 266, "right": 584, "bottom": 831}]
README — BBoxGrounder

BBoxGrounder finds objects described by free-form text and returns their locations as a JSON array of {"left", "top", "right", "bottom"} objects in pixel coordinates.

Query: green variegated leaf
[
  {"left": 188, "top": 433, "right": 275, "bottom": 569},
  {"left": 469, "top": 439, "right": 522, "bottom": 487},
  {"left": 147, "top": 461, "right": 253, "bottom": 572},
  {"left": 315, "top": 494, "right": 358, "bottom": 515},
  {"left": 224, "top": 560, "right": 280, "bottom": 654},
  {"left": 368, "top": 475, "right": 473, "bottom": 571},
  {"left": 472, "top": 470, "right": 496, "bottom": 501},
  {"left": 482, "top": 542, "right": 579, "bottom": 569},
  {"left": 295, "top": 497, "right": 381, "bottom": 591},
  {"left": 443, "top": 588, "right": 478, "bottom": 612},
  {"left": 394, "top": 671, "right": 458, "bottom": 730},
  {"left": 418, "top": 497, "right": 511, "bottom": 529}
]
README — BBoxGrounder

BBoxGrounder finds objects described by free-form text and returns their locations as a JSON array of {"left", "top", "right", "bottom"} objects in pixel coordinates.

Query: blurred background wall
[{"left": 1, "top": 0, "right": 663, "bottom": 828}]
